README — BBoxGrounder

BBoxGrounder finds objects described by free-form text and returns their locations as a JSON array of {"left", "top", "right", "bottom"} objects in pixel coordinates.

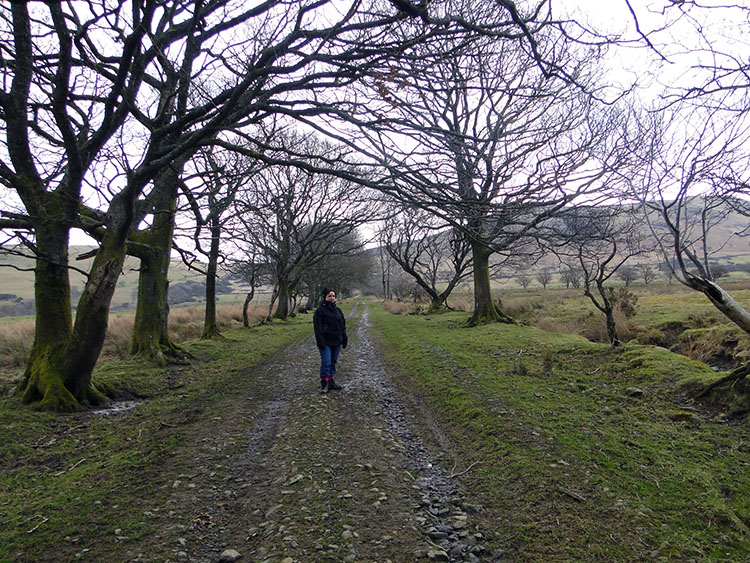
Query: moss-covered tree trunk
[
  {"left": 273, "top": 277, "right": 292, "bottom": 320},
  {"left": 201, "top": 218, "right": 222, "bottom": 339},
  {"left": 467, "top": 240, "right": 513, "bottom": 326},
  {"left": 19, "top": 219, "right": 127, "bottom": 410},
  {"left": 130, "top": 168, "right": 186, "bottom": 365},
  {"left": 584, "top": 280, "right": 622, "bottom": 347},
  {"left": 19, "top": 223, "right": 78, "bottom": 410},
  {"left": 427, "top": 296, "right": 446, "bottom": 313},
  {"left": 604, "top": 307, "right": 621, "bottom": 347}
]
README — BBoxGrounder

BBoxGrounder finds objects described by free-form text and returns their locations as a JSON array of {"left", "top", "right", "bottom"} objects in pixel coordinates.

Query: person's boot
[
  {"left": 328, "top": 378, "right": 342, "bottom": 391},
  {"left": 320, "top": 378, "right": 330, "bottom": 394}
]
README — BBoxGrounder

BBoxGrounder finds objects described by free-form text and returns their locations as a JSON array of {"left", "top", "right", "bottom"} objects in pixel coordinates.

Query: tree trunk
[
  {"left": 305, "top": 291, "right": 316, "bottom": 310},
  {"left": 467, "top": 240, "right": 513, "bottom": 326},
  {"left": 19, "top": 224, "right": 124, "bottom": 410},
  {"left": 201, "top": 219, "right": 222, "bottom": 339},
  {"left": 130, "top": 169, "right": 186, "bottom": 364},
  {"left": 18, "top": 225, "right": 79, "bottom": 410},
  {"left": 242, "top": 288, "right": 256, "bottom": 327},
  {"left": 427, "top": 296, "right": 446, "bottom": 313},
  {"left": 585, "top": 281, "right": 621, "bottom": 348},
  {"left": 689, "top": 278, "right": 750, "bottom": 336},
  {"left": 273, "top": 277, "right": 292, "bottom": 320},
  {"left": 604, "top": 307, "right": 621, "bottom": 347},
  {"left": 265, "top": 285, "right": 279, "bottom": 323}
]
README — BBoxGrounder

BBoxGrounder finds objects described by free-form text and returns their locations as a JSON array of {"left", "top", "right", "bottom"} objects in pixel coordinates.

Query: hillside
[{"left": 0, "top": 247, "right": 226, "bottom": 313}]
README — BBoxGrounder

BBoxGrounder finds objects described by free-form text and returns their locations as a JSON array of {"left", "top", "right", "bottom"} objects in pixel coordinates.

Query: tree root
[
  {"left": 132, "top": 340, "right": 194, "bottom": 367},
  {"left": 694, "top": 364, "right": 750, "bottom": 399},
  {"left": 466, "top": 308, "right": 515, "bottom": 327},
  {"left": 200, "top": 327, "right": 226, "bottom": 340}
]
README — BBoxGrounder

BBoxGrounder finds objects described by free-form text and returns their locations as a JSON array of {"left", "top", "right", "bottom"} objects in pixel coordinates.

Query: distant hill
[
  {"left": 0, "top": 247, "right": 231, "bottom": 313},
  {"left": 370, "top": 198, "right": 750, "bottom": 288}
]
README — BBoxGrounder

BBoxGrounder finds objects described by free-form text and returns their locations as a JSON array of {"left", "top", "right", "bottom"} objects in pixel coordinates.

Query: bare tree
[
  {"left": 629, "top": 104, "right": 750, "bottom": 383},
  {"left": 320, "top": 20, "right": 626, "bottom": 326},
  {"left": 639, "top": 264, "right": 657, "bottom": 285},
  {"left": 560, "top": 266, "right": 583, "bottom": 289},
  {"left": 379, "top": 206, "right": 472, "bottom": 312},
  {"left": 302, "top": 230, "right": 374, "bottom": 310},
  {"left": 536, "top": 270, "right": 553, "bottom": 289},
  {"left": 1, "top": 0, "right": 520, "bottom": 409},
  {"left": 234, "top": 135, "right": 376, "bottom": 321},
  {"left": 552, "top": 205, "right": 649, "bottom": 347},
  {"left": 617, "top": 266, "right": 637, "bottom": 287},
  {"left": 228, "top": 247, "right": 272, "bottom": 328},
  {"left": 180, "top": 146, "right": 260, "bottom": 339},
  {"left": 0, "top": 1, "right": 208, "bottom": 409}
]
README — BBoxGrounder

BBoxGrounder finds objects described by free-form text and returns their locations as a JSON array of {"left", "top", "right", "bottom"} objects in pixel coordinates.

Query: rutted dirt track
[{"left": 141, "top": 303, "right": 504, "bottom": 562}]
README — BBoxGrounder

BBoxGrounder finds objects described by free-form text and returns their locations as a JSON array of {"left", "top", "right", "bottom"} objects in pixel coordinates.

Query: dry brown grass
[
  {"left": 0, "top": 304, "right": 265, "bottom": 368},
  {"left": 535, "top": 309, "right": 635, "bottom": 344},
  {"left": 383, "top": 299, "right": 412, "bottom": 314},
  {"left": 446, "top": 296, "right": 472, "bottom": 312},
  {"left": 0, "top": 321, "right": 33, "bottom": 368}
]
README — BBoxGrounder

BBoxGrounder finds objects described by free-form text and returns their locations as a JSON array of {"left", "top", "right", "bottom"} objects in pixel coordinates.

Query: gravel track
[{"left": 144, "top": 303, "right": 502, "bottom": 562}]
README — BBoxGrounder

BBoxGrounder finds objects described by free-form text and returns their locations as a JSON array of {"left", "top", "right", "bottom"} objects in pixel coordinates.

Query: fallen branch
[
  {"left": 27, "top": 516, "right": 49, "bottom": 534},
  {"left": 54, "top": 458, "right": 86, "bottom": 477},
  {"left": 556, "top": 486, "right": 587, "bottom": 503},
  {"left": 448, "top": 460, "right": 481, "bottom": 479}
]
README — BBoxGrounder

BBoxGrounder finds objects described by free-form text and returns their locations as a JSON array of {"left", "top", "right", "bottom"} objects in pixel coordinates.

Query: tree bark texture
[
  {"left": 201, "top": 219, "right": 222, "bottom": 339},
  {"left": 18, "top": 223, "right": 122, "bottom": 410},
  {"left": 273, "top": 277, "right": 293, "bottom": 320},
  {"left": 467, "top": 241, "right": 513, "bottom": 326},
  {"left": 689, "top": 278, "right": 750, "bottom": 337},
  {"left": 130, "top": 169, "right": 185, "bottom": 364}
]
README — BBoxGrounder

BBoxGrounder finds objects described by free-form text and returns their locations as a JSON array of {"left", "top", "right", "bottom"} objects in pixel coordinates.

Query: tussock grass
[
  {"left": 382, "top": 299, "right": 413, "bottom": 314},
  {"left": 371, "top": 304, "right": 750, "bottom": 561},
  {"left": 446, "top": 296, "right": 472, "bottom": 312},
  {"left": 0, "top": 321, "right": 32, "bottom": 368},
  {"left": 0, "top": 304, "right": 267, "bottom": 371}
]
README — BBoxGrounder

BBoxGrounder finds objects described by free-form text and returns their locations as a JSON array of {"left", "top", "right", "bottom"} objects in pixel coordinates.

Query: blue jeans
[{"left": 319, "top": 345, "right": 341, "bottom": 381}]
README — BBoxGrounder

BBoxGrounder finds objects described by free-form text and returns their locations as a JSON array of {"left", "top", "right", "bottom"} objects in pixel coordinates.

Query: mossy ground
[
  {"left": 371, "top": 305, "right": 750, "bottom": 561},
  {"left": 0, "top": 318, "right": 311, "bottom": 562}
]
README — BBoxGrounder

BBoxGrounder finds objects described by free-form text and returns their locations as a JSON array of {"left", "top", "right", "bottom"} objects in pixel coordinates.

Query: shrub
[
  {"left": 608, "top": 286, "right": 638, "bottom": 318},
  {"left": 510, "top": 358, "right": 528, "bottom": 376}
]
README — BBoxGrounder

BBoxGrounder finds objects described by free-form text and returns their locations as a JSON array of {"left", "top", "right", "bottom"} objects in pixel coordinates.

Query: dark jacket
[{"left": 313, "top": 301, "right": 347, "bottom": 349}]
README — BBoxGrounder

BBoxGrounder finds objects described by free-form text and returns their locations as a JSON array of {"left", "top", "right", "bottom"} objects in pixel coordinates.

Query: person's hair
[{"left": 321, "top": 287, "right": 334, "bottom": 298}]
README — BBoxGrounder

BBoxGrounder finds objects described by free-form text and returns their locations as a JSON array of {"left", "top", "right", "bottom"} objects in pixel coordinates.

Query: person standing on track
[{"left": 313, "top": 288, "right": 348, "bottom": 394}]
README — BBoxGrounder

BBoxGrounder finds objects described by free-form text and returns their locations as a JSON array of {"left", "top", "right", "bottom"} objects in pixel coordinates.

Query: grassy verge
[
  {"left": 371, "top": 304, "right": 750, "bottom": 561},
  {"left": 0, "top": 317, "right": 311, "bottom": 562}
]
